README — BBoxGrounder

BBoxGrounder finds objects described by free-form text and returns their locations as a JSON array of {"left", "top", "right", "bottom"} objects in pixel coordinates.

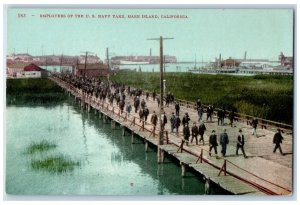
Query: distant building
[
  {"left": 111, "top": 55, "right": 177, "bottom": 64},
  {"left": 7, "top": 53, "right": 33, "bottom": 62},
  {"left": 78, "top": 55, "right": 102, "bottom": 64},
  {"left": 7, "top": 63, "right": 48, "bottom": 78},
  {"left": 75, "top": 63, "right": 110, "bottom": 77},
  {"left": 220, "top": 58, "right": 241, "bottom": 68},
  {"left": 7, "top": 62, "right": 31, "bottom": 77},
  {"left": 279, "top": 52, "right": 293, "bottom": 68}
]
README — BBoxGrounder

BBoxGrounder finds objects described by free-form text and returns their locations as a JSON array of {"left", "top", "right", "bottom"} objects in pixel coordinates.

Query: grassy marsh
[
  {"left": 31, "top": 155, "right": 80, "bottom": 173},
  {"left": 108, "top": 71, "right": 293, "bottom": 124},
  {"left": 25, "top": 140, "right": 57, "bottom": 154}
]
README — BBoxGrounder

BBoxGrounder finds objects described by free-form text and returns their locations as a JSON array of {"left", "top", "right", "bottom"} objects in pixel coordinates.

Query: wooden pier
[{"left": 50, "top": 76, "right": 292, "bottom": 196}]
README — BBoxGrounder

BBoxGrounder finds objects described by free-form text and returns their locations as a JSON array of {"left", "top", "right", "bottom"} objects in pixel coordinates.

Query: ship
[{"left": 119, "top": 60, "right": 149, "bottom": 65}]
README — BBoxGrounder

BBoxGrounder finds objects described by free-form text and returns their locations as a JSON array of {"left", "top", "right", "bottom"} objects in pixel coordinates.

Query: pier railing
[
  {"left": 173, "top": 98, "right": 292, "bottom": 133},
  {"left": 122, "top": 87, "right": 292, "bottom": 133}
]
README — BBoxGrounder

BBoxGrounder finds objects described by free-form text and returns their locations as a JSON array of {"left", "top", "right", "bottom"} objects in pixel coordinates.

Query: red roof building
[
  {"left": 23, "top": 63, "right": 43, "bottom": 71},
  {"left": 75, "top": 63, "right": 110, "bottom": 77}
]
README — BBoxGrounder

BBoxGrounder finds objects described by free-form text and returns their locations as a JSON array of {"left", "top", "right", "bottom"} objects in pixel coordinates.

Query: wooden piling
[
  {"left": 157, "top": 147, "right": 163, "bottom": 163},
  {"left": 131, "top": 131, "right": 134, "bottom": 144},
  {"left": 122, "top": 126, "right": 126, "bottom": 136},
  {"left": 111, "top": 120, "right": 116, "bottom": 129},
  {"left": 145, "top": 141, "right": 149, "bottom": 152},
  {"left": 103, "top": 115, "right": 107, "bottom": 123},
  {"left": 181, "top": 162, "right": 186, "bottom": 177},
  {"left": 161, "top": 150, "right": 165, "bottom": 162}
]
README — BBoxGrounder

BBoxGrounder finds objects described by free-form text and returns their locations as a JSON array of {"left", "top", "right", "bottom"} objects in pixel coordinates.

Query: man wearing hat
[
  {"left": 198, "top": 121, "right": 207, "bottom": 145},
  {"left": 209, "top": 130, "right": 218, "bottom": 156},
  {"left": 191, "top": 122, "right": 199, "bottom": 145},
  {"left": 273, "top": 129, "right": 284, "bottom": 155},
  {"left": 220, "top": 129, "right": 229, "bottom": 157},
  {"left": 236, "top": 129, "right": 247, "bottom": 158}
]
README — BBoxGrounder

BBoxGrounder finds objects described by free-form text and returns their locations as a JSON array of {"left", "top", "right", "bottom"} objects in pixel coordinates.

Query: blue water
[
  {"left": 6, "top": 95, "right": 215, "bottom": 196},
  {"left": 119, "top": 62, "right": 207, "bottom": 72}
]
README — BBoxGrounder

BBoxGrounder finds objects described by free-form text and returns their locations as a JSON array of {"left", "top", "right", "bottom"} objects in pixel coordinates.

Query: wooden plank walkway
[{"left": 50, "top": 76, "right": 292, "bottom": 196}]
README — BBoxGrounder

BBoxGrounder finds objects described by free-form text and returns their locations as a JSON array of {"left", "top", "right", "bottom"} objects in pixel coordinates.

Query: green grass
[
  {"left": 6, "top": 78, "right": 66, "bottom": 105},
  {"left": 6, "top": 78, "right": 63, "bottom": 94},
  {"left": 108, "top": 71, "right": 293, "bottom": 124},
  {"left": 25, "top": 140, "right": 57, "bottom": 154},
  {"left": 31, "top": 155, "right": 80, "bottom": 173}
]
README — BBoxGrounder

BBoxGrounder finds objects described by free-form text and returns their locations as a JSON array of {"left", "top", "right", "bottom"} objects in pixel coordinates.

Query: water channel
[{"left": 6, "top": 93, "right": 224, "bottom": 196}]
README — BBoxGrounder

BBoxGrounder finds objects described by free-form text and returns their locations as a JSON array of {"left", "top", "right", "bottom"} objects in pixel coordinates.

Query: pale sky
[{"left": 6, "top": 8, "right": 294, "bottom": 61}]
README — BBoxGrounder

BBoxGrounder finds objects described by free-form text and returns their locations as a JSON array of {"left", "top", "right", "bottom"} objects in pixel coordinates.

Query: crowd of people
[{"left": 54, "top": 73, "right": 286, "bottom": 158}]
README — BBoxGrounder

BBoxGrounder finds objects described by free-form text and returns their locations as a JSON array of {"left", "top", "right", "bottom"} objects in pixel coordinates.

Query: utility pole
[
  {"left": 60, "top": 54, "right": 63, "bottom": 73},
  {"left": 80, "top": 51, "right": 95, "bottom": 80},
  {"left": 84, "top": 52, "right": 88, "bottom": 79},
  {"left": 147, "top": 36, "right": 174, "bottom": 163},
  {"left": 106, "top": 48, "right": 110, "bottom": 70}
]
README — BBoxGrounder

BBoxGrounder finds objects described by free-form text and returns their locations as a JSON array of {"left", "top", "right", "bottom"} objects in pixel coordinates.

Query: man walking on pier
[
  {"left": 151, "top": 111, "right": 158, "bottom": 130},
  {"left": 144, "top": 106, "right": 149, "bottom": 122},
  {"left": 162, "top": 112, "right": 168, "bottom": 130},
  {"left": 236, "top": 129, "right": 247, "bottom": 158},
  {"left": 170, "top": 112, "right": 176, "bottom": 133},
  {"left": 273, "top": 129, "right": 284, "bottom": 155},
  {"left": 206, "top": 105, "right": 213, "bottom": 122},
  {"left": 229, "top": 110, "right": 235, "bottom": 127},
  {"left": 175, "top": 115, "right": 181, "bottom": 134},
  {"left": 191, "top": 122, "right": 199, "bottom": 145},
  {"left": 220, "top": 129, "right": 229, "bottom": 157},
  {"left": 196, "top": 99, "right": 202, "bottom": 121},
  {"left": 183, "top": 124, "right": 190, "bottom": 146},
  {"left": 175, "top": 102, "right": 180, "bottom": 116},
  {"left": 134, "top": 96, "right": 140, "bottom": 113},
  {"left": 198, "top": 122, "right": 206, "bottom": 145},
  {"left": 252, "top": 118, "right": 258, "bottom": 137},
  {"left": 139, "top": 109, "right": 144, "bottom": 123},
  {"left": 126, "top": 102, "right": 132, "bottom": 114},
  {"left": 182, "top": 112, "right": 191, "bottom": 126},
  {"left": 209, "top": 130, "right": 218, "bottom": 156}
]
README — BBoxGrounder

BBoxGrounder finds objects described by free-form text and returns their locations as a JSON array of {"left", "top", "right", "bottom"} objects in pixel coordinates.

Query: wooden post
[
  {"left": 145, "top": 141, "right": 149, "bottom": 152},
  {"left": 122, "top": 127, "right": 126, "bottom": 136},
  {"left": 131, "top": 131, "right": 134, "bottom": 144},
  {"left": 181, "top": 162, "right": 186, "bottom": 177},
  {"left": 218, "top": 159, "right": 227, "bottom": 176},
  {"left": 177, "top": 140, "right": 184, "bottom": 153},
  {"left": 157, "top": 147, "right": 163, "bottom": 163},
  {"left": 196, "top": 149, "right": 203, "bottom": 163},
  {"left": 165, "top": 131, "right": 169, "bottom": 144},
  {"left": 111, "top": 120, "right": 116, "bottom": 129}
]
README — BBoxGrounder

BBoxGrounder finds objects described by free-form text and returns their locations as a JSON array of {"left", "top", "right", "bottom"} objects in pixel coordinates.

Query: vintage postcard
[{"left": 4, "top": 5, "right": 294, "bottom": 198}]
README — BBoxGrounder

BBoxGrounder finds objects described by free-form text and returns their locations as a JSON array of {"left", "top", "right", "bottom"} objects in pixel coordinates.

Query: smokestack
[
  {"left": 244, "top": 51, "right": 247, "bottom": 60},
  {"left": 150, "top": 48, "right": 152, "bottom": 57}
]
